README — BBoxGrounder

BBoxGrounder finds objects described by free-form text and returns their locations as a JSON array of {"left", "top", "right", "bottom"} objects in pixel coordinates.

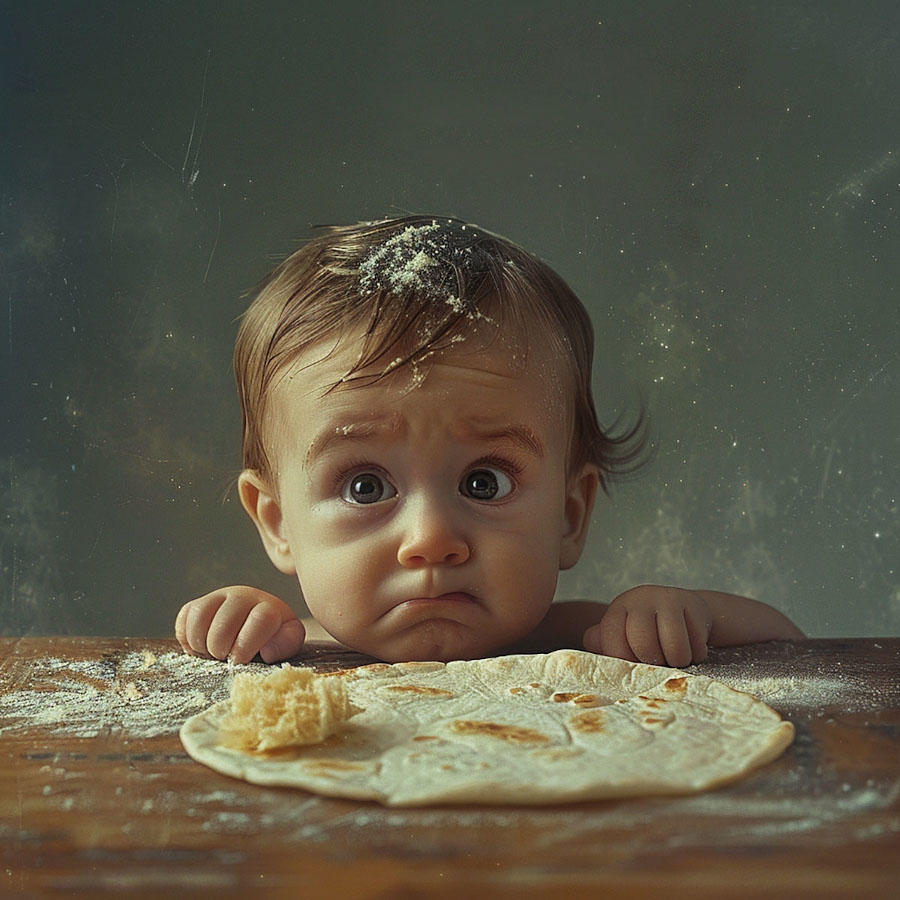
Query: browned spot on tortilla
[
  {"left": 412, "top": 735, "right": 438, "bottom": 742},
  {"left": 644, "top": 698, "right": 665, "bottom": 709},
  {"left": 530, "top": 683, "right": 540, "bottom": 688},
  {"left": 643, "top": 717, "right": 666, "bottom": 725},
  {"left": 509, "top": 687, "right": 523, "bottom": 694},
  {"left": 553, "top": 692, "right": 602, "bottom": 706},
  {"left": 573, "top": 693, "right": 599, "bottom": 706},
  {"left": 358, "top": 664, "right": 391, "bottom": 674},
  {"left": 569, "top": 709, "right": 606, "bottom": 733},
  {"left": 385, "top": 685, "right": 454, "bottom": 698},
  {"left": 450, "top": 720, "right": 549, "bottom": 744},
  {"left": 302, "top": 758, "right": 368, "bottom": 775},
  {"left": 665, "top": 677, "right": 687, "bottom": 692}
]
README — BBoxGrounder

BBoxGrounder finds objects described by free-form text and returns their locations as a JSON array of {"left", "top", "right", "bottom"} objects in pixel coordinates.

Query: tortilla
[{"left": 179, "top": 649, "right": 794, "bottom": 807}]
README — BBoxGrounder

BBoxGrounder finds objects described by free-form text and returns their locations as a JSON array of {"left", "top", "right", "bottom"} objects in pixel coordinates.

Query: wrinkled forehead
[
  {"left": 265, "top": 325, "right": 574, "bottom": 462},
  {"left": 285, "top": 323, "right": 566, "bottom": 399}
]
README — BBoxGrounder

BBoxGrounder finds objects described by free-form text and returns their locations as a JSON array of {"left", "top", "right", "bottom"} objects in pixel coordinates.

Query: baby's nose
[{"left": 396, "top": 498, "right": 470, "bottom": 568}]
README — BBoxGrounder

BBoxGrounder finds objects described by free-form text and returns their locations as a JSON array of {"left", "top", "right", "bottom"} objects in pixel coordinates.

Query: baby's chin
[{"left": 346, "top": 618, "right": 508, "bottom": 664}]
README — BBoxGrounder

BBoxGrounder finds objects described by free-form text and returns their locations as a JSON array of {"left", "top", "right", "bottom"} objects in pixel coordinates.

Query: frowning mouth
[{"left": 397, "top": 593, "right": 477, "bottom": 609}]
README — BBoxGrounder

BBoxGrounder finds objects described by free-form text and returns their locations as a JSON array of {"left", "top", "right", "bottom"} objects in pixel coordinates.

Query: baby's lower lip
[{"left": 400, "top": 593, "right": 476, "bottom": 607}]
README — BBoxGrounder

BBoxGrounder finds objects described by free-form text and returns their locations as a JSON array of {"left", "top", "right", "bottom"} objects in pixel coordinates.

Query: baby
[{"left": 176, "top": 215, "right": 804, "bottom": 667}]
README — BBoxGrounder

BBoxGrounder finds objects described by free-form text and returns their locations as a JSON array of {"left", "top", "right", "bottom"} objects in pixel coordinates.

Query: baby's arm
[
  {"left": 538, "top": 586, "right": 805, "bottom": 668},
  {"left": 175, "top": 586, "right": 307, "bottom": 665}
]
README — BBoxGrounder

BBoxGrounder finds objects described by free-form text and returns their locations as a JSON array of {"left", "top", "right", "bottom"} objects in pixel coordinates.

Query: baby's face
[{"left": 254, "top": 332, "right": 596, "bottom": 662}]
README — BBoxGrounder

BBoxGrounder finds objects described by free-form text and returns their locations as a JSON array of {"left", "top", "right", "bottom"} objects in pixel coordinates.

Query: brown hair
[{"left": 234, "top": 215, "right": 648, "bottom": 491}]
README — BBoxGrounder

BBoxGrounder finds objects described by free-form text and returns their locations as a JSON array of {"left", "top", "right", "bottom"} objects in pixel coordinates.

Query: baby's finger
[
  {"left": 229, "top": 603, "right": 283, "bottom": 665},
  {"left": 205, "top": 593, "right": 257, "bottom": 660},
  {"left": 683, "top": 602, "right": 711, "bottom": 663},
  {"left": 624, "top": 609, "right": 666, "bottom": 666},
  {"left": 260, "top": 619, "right": 307, "bottom": 664},
  {"left": 586, "top": 604, "right": 638, "bottom": 661},
  {"left": 174, "top": 603, "right": 190, "bottom": 650},
  {"left": 184, "top": 594, "right": 228, "bottom": 658},
  {"left": 655, "top": 607, "right": 693, "bottom": 668}
]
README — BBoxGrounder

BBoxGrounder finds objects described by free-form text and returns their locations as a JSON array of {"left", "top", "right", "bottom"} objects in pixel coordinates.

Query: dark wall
[{"left": 2, "top": 1, "right": 898, "bottom": 638}]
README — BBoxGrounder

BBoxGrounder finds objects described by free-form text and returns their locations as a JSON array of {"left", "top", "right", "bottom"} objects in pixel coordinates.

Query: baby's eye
[
  {"left": 460, "top": 467, "right": 515, "bottom": 501},
  {"left": 341, "top": 472, "right": 397, "bottom": 505}
]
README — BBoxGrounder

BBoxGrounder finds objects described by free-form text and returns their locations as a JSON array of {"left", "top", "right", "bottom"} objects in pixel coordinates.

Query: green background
[{"left": 2, "top": 1, "right": 898, "bottom": 639}]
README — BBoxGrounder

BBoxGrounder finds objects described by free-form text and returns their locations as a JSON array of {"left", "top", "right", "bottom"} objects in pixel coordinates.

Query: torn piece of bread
[{"left": 223, "top": 664, "right": 359, "bottom": 752}]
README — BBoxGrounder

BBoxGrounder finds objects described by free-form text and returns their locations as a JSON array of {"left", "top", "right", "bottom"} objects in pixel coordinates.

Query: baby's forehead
[
  {"left": 258, "top": 343, "right": 574, "bottom": 490},
  {"left": 287, "top": 325, "right": 567, "bottom": 395},
  {"left": 270, "top": 334, "right": 570, "bottom": 429},
  {"left": 261, "top": 304, "right": 576, "bottom": 458}
]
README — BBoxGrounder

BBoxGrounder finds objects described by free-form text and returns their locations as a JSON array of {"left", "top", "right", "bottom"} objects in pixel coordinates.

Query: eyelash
[
  {"left": 328, "top": 453, "right": 526, "bottom": 494},
  {"left": 329, "top": 456, "right": 387, "bottom": 495},
  {"left": 473, "top": 453, "right": 525, "bottom": 478}
]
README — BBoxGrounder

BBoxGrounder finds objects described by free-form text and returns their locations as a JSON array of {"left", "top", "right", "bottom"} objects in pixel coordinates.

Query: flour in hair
[{"left": 356, "top": 220, "right": 492, "bottom": 324}]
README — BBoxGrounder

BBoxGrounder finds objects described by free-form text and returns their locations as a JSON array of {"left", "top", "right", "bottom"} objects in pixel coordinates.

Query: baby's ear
[
  {"left": 238, "top": 470, "right": 297, "bottom": 575},
  {"left": 559, "top": 463, "right": 599, "bottom": 570}
]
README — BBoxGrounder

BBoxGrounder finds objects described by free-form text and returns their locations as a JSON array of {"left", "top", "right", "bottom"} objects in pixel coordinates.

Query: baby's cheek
[
  {"left": 496, "top": 562, "right": 558, "bottom": 635},
  {"left": 297, "top": 553, "right": 373, "bottom": 635}
]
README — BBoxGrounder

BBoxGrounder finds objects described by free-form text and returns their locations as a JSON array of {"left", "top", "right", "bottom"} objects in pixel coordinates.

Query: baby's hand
[
  {"left": 582, "top": 585, "right": 712, "bottom": 668},
  {"left": 175, "top": 586, "right": 306, "bottom": 665}
]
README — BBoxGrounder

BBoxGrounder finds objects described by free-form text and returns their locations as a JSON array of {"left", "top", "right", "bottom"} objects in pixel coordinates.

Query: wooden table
[{"left": 1, "top": 637, "right": 898, "bottom": 899}]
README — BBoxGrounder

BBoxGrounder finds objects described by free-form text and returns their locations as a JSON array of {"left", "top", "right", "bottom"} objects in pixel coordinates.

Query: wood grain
[{"left": 1, "top": 637, "right": 898, "bottom": 899}]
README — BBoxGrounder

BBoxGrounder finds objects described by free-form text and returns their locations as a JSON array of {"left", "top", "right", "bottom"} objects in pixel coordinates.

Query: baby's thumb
[
  {"left": 582, "top": 622, "right": 604, "bottom": 654},
  {"left": 260, "top": 619, "right": 306, "bottom": 663}
]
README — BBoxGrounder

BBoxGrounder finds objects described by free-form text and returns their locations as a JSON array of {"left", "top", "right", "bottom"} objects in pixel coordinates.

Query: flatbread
[{"left": 180, "top": 649, "right": 794, "bottom": 807}]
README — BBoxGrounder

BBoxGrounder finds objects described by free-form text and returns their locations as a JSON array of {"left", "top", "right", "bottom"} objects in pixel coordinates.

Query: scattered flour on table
[
  {"left": 710, "top": 673, "right": 871, "bottom": 710},
  {"left": 188, "top": 779, "right": 898, "bottom": 850},
  {"left": 0, "top": 651, "right": 261, "bottom": 739},
  {"left": 685, "top": 653, "right": 897, "bottom": 714}
]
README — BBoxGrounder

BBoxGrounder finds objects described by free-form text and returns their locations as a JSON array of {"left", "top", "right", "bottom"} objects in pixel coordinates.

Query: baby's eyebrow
[
  {"left": 305, "top": 416, "right": 398, "bottom": 468},
  {"left": 462, "top": 421, "right": 546, "bottom": 459},
  {"left": 305, "top": 417, "right": 546, "bottom": 468}
]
